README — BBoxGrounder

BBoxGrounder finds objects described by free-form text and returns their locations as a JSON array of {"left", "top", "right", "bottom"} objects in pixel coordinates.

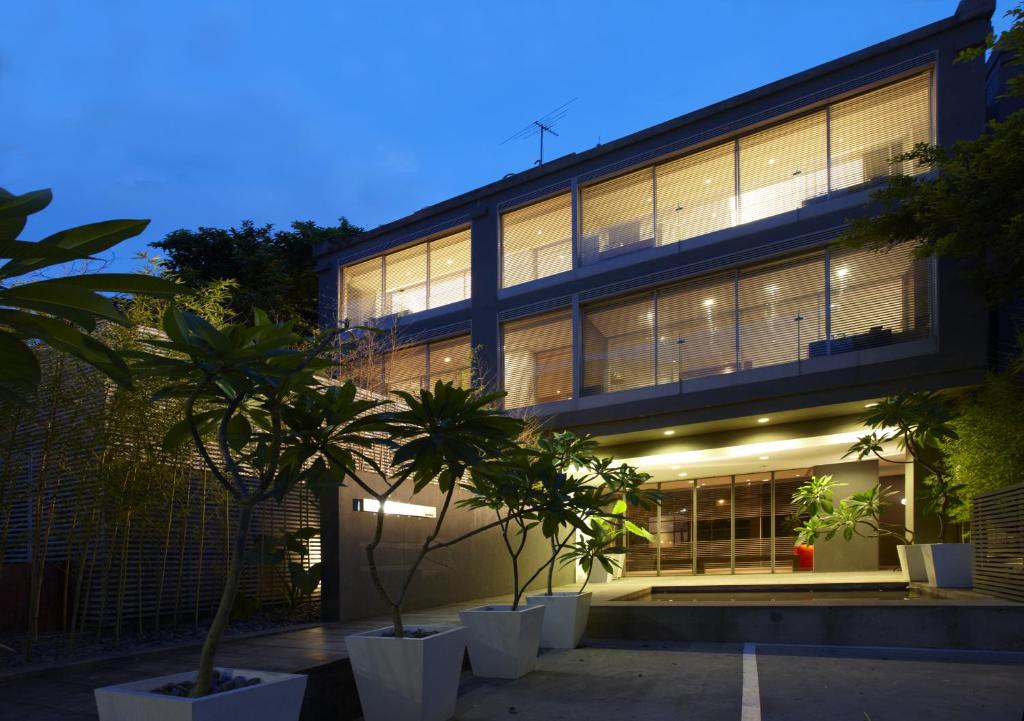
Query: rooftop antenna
[{"left": 501, "top": 98, "right": 577, "bottom": 167}]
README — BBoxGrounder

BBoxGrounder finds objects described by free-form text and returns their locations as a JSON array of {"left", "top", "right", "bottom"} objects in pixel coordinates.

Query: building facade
[{"left": 317, "top": 0, "right": 999, "bottom": 579}]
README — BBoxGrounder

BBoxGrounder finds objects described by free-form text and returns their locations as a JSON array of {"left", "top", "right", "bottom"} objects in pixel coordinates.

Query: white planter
[
  {"left": 346, "top": 624, "right": 467, "bottom": 721},
  {"left": 525, "top": 591, "right": 591, "bottom": 649},
  {"left": 458, "top": 604, "right": 544, "bottom": 679},
  {"left": 94, "top": 668, "right": 306, "bottom": 721},
  {"left": 897, "top": 544, "right": 929, "bottom": 582},
  {"left": 920, "top": 542, "right": 974, "bottom": 588}
]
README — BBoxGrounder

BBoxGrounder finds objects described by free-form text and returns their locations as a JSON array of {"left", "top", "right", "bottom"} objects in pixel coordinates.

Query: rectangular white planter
[
  {"left": 920, "top": 542, "right": 974, "bottom": 588},
  {"left": 94, "top": 668, "right": 306, "bottom": 721},
  {"left": 458, "top": 604, "right": 544, "bottom": 679},
  {"left": 525, "top": 592, "right": 591, "bottom": 649},
  {"left": 346, "top": 624, "right": 467, "bottom": 721},
  {"left": 897, "top": 544, "right": 929, "bottom": 582}
]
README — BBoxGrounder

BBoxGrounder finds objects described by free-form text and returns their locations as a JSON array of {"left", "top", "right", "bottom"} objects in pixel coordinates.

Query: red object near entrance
[{"left": 793, "top": 544, "right": 814, "bottom": 571}]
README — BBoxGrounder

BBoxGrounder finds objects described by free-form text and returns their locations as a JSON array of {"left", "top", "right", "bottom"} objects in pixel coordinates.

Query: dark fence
[{"left": 972, "top": 482, "right": 1024, "bottom": 603}]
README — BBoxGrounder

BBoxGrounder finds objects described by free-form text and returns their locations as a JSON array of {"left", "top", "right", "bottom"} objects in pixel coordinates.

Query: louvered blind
[
  {"left": 695, "top": 477, "right": 733, "bottom": 573},
  {"left": 385, "top": 344, "right": 428, "bottom": 395},
  {"left": 773, "top": 471, "right": 810, "bottom": 570},
  {"left": 581, "top": 295, "right": 655, "bottom": 396},
  {"left": 579, "top": 168, "right": 655, "bottom": 264},
  {"left": 830, "top": 72, "right": 932, "bottom": 191},
  {"left": 734, "top": 474, "right": 773, "bottom": 572},
  {"left": 623, "top": 489, "right": 659, "bottom": 575},
  {"left": 501, "top": 193, "right": 573, "bottom": 288},
  {"left": 428, "top": 335, "right": 473, "bottom": 388},
  {"left": 739, "top": 111, "right": 828, "bottom": 224},
  {"left": 658, "top": 480, "right": 694, "bottom": 574},
  {"left": 428, "top": 229, "right": 472, "bottom": 308},
  {"left": 829, "top": 244, "right": 931, "bottom": 351},
  {"left": 502, "top": 309, "right": 573, "bottom": 409},
  {"left": 656, "top": 273, "right": 738, "bottom": 385},
  {"left": 656, "top": 142, "right": 736, "bottom": 246},
  {"left": 738, "top": 254, "right": 826, "bottom": 369},
  {"left": 342, "top": 257, "right": 383, "bottom": 325},
  {"left": 383, "top": 334, "right": 472, "bottom": 396},
  {"left": 385, "top": 244, "right": 428, "bottom": 316}
]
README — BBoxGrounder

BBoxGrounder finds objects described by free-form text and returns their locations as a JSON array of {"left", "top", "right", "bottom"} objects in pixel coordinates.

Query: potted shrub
[
  {"left": 326, "top": 382, "right": 524, "bottom": 721},
  {"left": 843, "top": 392, "right": 970, "bottom": 587},
  {"left": 94, "top": 308, "right": 366, "bottom": 720}
]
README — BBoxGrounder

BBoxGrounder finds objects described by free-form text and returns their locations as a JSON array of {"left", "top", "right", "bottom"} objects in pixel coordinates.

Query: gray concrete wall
[
  {"left": 812, "top": 460, "right": 880, "bottom": 572},
  {"left": 321, "top": 471, "right": 574, "bottom": 622}
]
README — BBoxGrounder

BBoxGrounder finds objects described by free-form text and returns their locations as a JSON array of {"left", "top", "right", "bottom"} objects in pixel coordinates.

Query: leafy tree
[
  {"left": 0, "top": 186, "right": 182, "bottom": 404},
  {"left": 793, "top": 474, "right": 910, "bottom": 546},
  {"left": 151, "top": 218, "right": 361, "bottom": 329},
  {"left": 838, "top": 3, "right": 1024, "bottom": 303}
]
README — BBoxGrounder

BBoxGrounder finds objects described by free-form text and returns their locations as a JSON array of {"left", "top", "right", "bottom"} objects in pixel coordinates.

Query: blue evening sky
[{"left": 3, "top": 1, "right": 1015, "bottom": 273}]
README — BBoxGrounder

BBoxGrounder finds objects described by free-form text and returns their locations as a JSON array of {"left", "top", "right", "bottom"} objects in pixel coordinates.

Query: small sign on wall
[{"left": 352, "top": 498, "right": 437, "bottom": 518}]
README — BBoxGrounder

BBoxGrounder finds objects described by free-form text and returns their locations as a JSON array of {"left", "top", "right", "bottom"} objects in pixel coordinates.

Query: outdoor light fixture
[
  {"left": 353, "top": 499, "right": 436, "bottom": 518},
  {"left": 865, "top": 402, "right": 879, "bottom": 408},
  {"left": 757, "top": 417, "right": 770, "bottom": 424},
  {"left": 759, "top": 455, "right": 770, "bottom": 460},
  {"left": 678, "top": 472, "right": 688, "bottom": 477},
  {"left": 663, "top": 430, "right": 676, "bottom": 436},
  {"left": 671, "top": 465, "right": 681, "bottom": 470}
]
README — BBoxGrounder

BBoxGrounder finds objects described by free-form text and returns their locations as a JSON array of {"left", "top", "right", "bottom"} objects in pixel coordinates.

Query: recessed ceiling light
[
  {"left": 757, "top": 417, "right": 770, "bottom": 424},
  {"left": 671, "top": 465, "right": 681, "bottom": 470},
  {"left": 759, "top": 455, "right": 769, "bottom": 460},
  {"left": 678, "top": 472, "right": 688, "bottom": 477},
  {"left": 865, "top": 402, "right": 879, "bottom": 408},
  {"left": 663, "top": 430, "right": 675, "bottom": 436}
]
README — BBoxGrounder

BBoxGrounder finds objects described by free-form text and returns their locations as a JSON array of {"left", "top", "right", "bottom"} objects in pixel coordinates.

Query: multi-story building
[{"left": 316, "top": 0, "right": 1002, "bottom": 579}]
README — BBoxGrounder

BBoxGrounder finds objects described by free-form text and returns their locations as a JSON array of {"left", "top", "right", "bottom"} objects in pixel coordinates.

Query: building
[{"left": 315, "top": 0, "right": 1003, "bottom": 583}]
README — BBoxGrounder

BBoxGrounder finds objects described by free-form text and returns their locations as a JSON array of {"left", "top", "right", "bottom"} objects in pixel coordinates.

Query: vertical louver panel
[
  {"left": 738, "top": 254, "right": 826, "bottom": 369},
  {"left": 502, "top": 309, "right": 573, "bottom": 409},
  {"left": 829, "top": 244, "right": 931, "bottom": 352},
  {"left": 830, "top": 72, "right": 933, "bottom": 191},
  {"left": 656, "top": 273, "right": 737, "bottom": 385},
  {"left": 739, "top": 111, "right": 828, "bottom": 224},
  {"left": 579, "top": 168, "right": 655, "bottom": 264},
  {"left": 428, "top": 230, "right": 472, "bottom": 308},
  {"left": 384, "top": 244, "right": 428, "bottom": 317},
  {"left": 656, "top": 142, "right": 736, "bottom": 246},
  {"left": 428, "top": 336, "right": 472, "bottom": 388},
  {"left": 501, "top": 194, "right": 573, "bottom": 287},
  {"left": 658, "top": 480, "right": 694, "bottom": 574},
  {"left": 734, "top": 474, "right": 772, "bottom": 572},
  {"left": 342, "top": 257, "right": 383, "bottom": 325},
  {"left": 581, "top": 295, "right": 654, "bottom": 396}
]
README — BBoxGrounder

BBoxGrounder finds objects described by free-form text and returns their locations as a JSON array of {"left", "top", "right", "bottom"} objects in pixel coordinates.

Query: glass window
[
  {"left": 502, "top": 309, "right": 573, "bottom": 409},
  {"left": 501, "top": 193, "right": 573, "bottom": 287},
  {"left": 829, "top": 245, "right": 931, "bottom": 353},
  {"left": 428, "top": 336, "right": 473, "bottom": 389},
  {"left": 428, "top": 230, "right": 471, "bottom": 308},
  {"left": 656, "top": 274, "right": 737, "bottom": 385},
  {"left": 384, "top": 244, "right": 428, "bottom": 317},
  {"left": 739, "top": 111, "right": 828, "bottom": 224},
  {"left": 384, "top": 335, "right": 472, "bottom": 396},
  {"left": 830, "top": 73, "right": 932, "bottom": 191},
  {"left": 581, "top": 295, "right": 655, "bottom": 396},
  {"left": 384, "top": 344, "right": 427, "bottom": 396},
  {"left": 738, "top": 255, "right": 826, "bottom": 368},
  {"left": 579, "top": 168, "right": 655, "bottom": 264},
  {"left": 342, "top": 257, "right": 383, "bottom": 326},
  {"left": 656, "top": 143, "right": 736, "bottom": 246}
]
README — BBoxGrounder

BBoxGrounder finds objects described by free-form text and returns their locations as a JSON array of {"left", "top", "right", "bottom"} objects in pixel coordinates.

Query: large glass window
[
  {"left": 579, "top": 168, "right": 655, "bottom": 264},
  {"left": 341, "top": 228, "right": 471, "bottom": 325},
  {"left": 830, "top": 73, "right": 932, "bottom": 191},
  {"left": 501, "top": 193, "right": 572, "bottom": 288},
  {"left": 581, "top": 296, "right": 655, "bottom": 396},
  {"left": 656, "top": 143, "right": 736, "bottom": 246},
  {"left": 383, "top": 335, "right": 472, "bottom": 396},
  {"left": 502, "top": 309, "right": 574, "bottom": 409},
  {"left": 656, "top": 274, "right": 737, "bottom": 385},
  {"left": 739, "top": 111, "right": 828, "bottom": 224}
]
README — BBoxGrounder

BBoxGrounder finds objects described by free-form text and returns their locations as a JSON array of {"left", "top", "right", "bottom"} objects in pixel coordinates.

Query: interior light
[
  {"left": 663, "top": 430, "right": 676, "bottom": 436},
  {"left": 445, "top": 259, "right": 453, "bottom": 265},
  {"left": 704, "top": 178, "right": 712, "bottom": 184},
  {"left": 678, "top": 472, "right": 688, "bottom": 477},
  {"left": 703, "top": 298, "right": 716, "bottom": 307},
  {"left": 716, "top": 498, "right": 726, "bottom": 505},
  {"left": 768, "top": 158, "right": 777, "bottom": 165},
  {"left": 443, "top": 356, "right": 452, "bottom": 363},
  {"left": 900, "top": 498, "right": 907, "bottom": 506},
  {"left": 671, "top": 465, "right": 681, "bottom": 470},
  {"left": 536, "top": 229, "right": 543, "bottom": 235},
  {"left": 757, "top": 417, "right": 770, "bottom": 424},
  {"left": 836, "top": 267, "right": 849, "bottom": 278},
  {"left": 766, "top": 284, "right": 779, "bottom": 293},
  {"left": 354, "top": 499, "right": 436, "bottom": 518},
  {"left": 759, "top": 455, "right": 770, "bottom": 460}
]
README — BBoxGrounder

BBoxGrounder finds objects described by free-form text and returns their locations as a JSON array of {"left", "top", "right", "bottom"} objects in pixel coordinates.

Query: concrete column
[
  {"left": 812, "top": 459, "right": 879, "bottom": 572},
  {"left": 468, "top": 208, "right": 499, "bottom": 389}
]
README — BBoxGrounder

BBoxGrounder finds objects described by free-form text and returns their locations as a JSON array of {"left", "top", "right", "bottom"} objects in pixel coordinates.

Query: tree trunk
[{"left": 192, "top": 503, "right": 252, "bottom": 697}]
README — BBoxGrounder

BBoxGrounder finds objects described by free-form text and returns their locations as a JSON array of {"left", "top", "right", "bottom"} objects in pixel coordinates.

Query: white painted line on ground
[{"left": 741, "top": 642, "right": 762, "bottom": 721}]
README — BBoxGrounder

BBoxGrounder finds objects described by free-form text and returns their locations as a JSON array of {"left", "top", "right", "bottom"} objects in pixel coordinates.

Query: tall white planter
[
  {"left": 920, "top": 543, "right": 974, "bottom": 588},
  {"left": 346, "top": 625, "right": 467, "bottom": 721},
  {"left": 525, "top": 592, "right": 591, "bottom": 649},
  {"left": 94, "top": 668, "right": 306, "bottom": 721},
  {"left": 459, "top": 604, "right": 544, "bottom": 679},
  {"left": 897, "top": 544, "right": 929, "bottom": 582}
]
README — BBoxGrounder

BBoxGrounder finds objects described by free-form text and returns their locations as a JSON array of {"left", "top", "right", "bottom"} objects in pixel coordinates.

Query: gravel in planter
[{"left": 152, "top": 669, "right": 262, "bottom": 696}]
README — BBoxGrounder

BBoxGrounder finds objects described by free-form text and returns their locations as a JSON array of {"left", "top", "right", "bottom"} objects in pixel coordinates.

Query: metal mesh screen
[
  {"left": 579, "top": 168, "right": 655, "bottom": 264},
  {"left": 739, "top": 111, "right": 828, "bottom": 224},
  {"left": 656, "top": 142, "right": 737, "bottom": 246},
  {"left": 502, "top": 309, "right": 573, "bottom": 409},
  {"left": 830, "top": 72, "right": 933, "bottom": 191},
  {"left": 501, "top": 193, "right": 573, "bottom": 288},
  {"left": 581, "top": 295, "right": 655, "bottom": 396}
]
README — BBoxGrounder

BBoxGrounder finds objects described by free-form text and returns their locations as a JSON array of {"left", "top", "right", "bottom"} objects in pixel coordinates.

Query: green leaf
[
  {"left": 0, "top": 188, "right": 52, "bottom": 242},
  {"left": 0, "top": 330, "right": 41, "bottom": 400},
  {"left": 44, "top": 273, "right": 184, "bottom": 298},
  {"left": 0, "top": 280, "right": 127, "bottom": 326},
  {"left": 1, "top": 219, "right": 150, "bottom": 276},
  {"left": 226, "top": 414, "right": 252, "bottom": 451}
]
